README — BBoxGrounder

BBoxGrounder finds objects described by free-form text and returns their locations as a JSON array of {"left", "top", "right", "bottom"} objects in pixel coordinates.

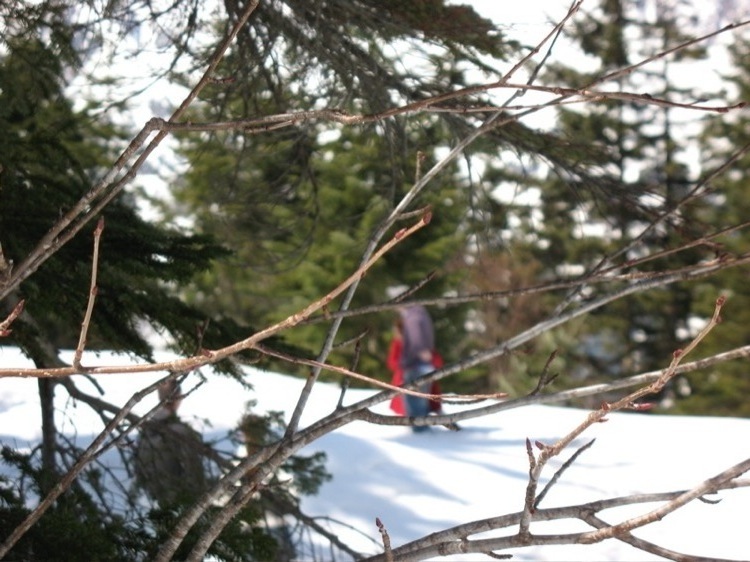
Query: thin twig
[
  {"left": 255, "top": 343, "right": 506, "bottom": 403},
  {"left": 361, "top": 462, "right": 750, "bottom": 562},
  {"left": 142, "top": 86, "right": 745, "bottom": 137},
  {"left": 534, "top": 439, "right": 596, "bottom": 510},
  {"left": 73, "top": 217, "right": 104, "bottom": 369},
  {"left": 518, "top": 296, "right": 726, "bottom": 536},
  {"left": 376, "top": 517, "right": 394, "bottom": 562},
  {"left": 0, "top": 299, "right": 24, "bottom": 337}
]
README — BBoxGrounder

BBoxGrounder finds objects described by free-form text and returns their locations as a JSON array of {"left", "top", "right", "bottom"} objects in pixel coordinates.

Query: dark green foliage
[
  {"left": 0, "top": 36, "right": 237, "bottom": 364},
  {"left": 0, "top": 32, "right": 293, "bottom": 375},
  {"left": 173, "top": 113, "right": 471, "bottom": 383},
  {"left": 167, "top": 0, "right": 502, "bottom": 385},
  {"left": 676, "top": 35, "right": 750, "bottom": 417},
  {"left": 264, "top": 410, "right": 331, "bottom": 496},
  {"left": 143, "top": 503, "right": 283, "bottom": 562}
]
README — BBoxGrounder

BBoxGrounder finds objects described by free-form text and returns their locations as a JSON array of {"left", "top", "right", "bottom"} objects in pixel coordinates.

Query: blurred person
[
  {"left": 386, "top": 317, "right": 444, "bottom": 417},
  {"left": 395, "top": 305, "right": 439, "bottom": 433}
]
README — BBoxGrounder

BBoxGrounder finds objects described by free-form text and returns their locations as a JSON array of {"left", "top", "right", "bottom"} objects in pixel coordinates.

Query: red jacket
[{"left": 387, "top": 337, "right": 443, "bottom": 415}]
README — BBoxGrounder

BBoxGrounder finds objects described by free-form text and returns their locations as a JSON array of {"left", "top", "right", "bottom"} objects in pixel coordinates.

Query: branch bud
[{"left": 627, "top": 402, "right": 654, "bottom": 411}]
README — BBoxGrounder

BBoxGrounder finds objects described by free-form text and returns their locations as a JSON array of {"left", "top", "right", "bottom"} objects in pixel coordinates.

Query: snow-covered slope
[{"left": 1, "top": 346, "right": 748, "bottom": 561}]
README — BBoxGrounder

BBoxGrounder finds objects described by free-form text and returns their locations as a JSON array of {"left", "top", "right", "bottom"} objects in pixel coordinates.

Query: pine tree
[
  {"left": 474, "top": 0, "right": 716, "bottom": 406},
  {"left": 165, "top": 1, "right": 514, "bottom": 386},
  {"left": 681, "top": 31, "right": 750, "bottom": 416}
]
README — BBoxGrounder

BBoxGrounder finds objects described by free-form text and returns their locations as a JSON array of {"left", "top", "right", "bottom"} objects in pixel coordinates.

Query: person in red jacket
[{"left": 386, "top": 316, "right": 444, "bottom": 418}]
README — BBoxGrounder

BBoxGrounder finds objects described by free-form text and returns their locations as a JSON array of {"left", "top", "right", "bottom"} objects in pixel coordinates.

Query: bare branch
[
  {"left": 361, "top": 464, "right": 750, "bottom": 562},
  {"left": 73, "top": 217, "right": 104, "bottom": 369},
  {"left": 0, "top": 299, "right": 24, "bottom": 337},
  {"left": 534, "top": 438, "right": 596, "bottom": 510},
  {"left": 0, "top": 213, "right": 428, "bottom": 380},
  {"left": 376, "top": 517, "right": 394, "bottom": 562},
  {"left": 580, "top": 456, "right": 750, "bottom": 545},
  {"left": 0, "top": 374, "right": 170, "bottom": 558},
  {"left": 255, "top": 342, "right": 506, "bottom": 404}
]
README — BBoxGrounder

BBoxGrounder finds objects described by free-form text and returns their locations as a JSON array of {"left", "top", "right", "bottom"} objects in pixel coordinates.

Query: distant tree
[
  {"left": 685, "top": 29, "right": 750, "bottom": 416},
  {"left": 165, "top": 0, "right": 513, "bottom": 384},
  {"left": 470, "top": 0, "right": 717, "bottom": 409}
]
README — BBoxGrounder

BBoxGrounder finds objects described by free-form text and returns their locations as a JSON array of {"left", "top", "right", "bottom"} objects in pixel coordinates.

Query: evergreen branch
[
  {"left": 0, "top": 0, "right": 262, "bottom": 303},
  {"left": 129, "top": 10, "right": 750, "bottom": 143}
]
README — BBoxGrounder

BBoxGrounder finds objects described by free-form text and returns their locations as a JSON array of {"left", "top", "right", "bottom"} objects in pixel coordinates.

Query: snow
[{"left": 1, "top": 346, "right": 748, "bottom": 561}]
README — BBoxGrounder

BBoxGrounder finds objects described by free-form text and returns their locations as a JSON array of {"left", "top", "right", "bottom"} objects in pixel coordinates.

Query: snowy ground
[{"left": 1, "top": 346, "right": 749, "bottom": 561}]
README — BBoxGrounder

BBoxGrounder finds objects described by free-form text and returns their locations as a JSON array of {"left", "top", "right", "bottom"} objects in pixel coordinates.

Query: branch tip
[{"left": 627, "top": 402, "right": 654, "bottom": 411}]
